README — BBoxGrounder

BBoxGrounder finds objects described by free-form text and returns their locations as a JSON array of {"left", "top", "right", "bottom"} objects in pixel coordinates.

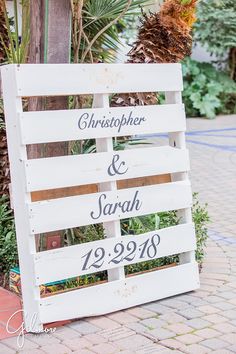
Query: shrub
[
  {"left": 182, "top": 57, "right": 236, "bottom": 118},
  {"left": 0, "top": 196, "right": 18, "bottom": 283},
  {"left": 194, "top": 0, "right": 236, "bottom": 80}
]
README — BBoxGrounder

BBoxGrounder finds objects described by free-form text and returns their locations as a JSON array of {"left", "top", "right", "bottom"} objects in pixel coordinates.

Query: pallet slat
[
  {"left": 25, "top": 146, "right": 189, "bottom": 192},
  {"left": 39, "top": 262, "right": 199, "bottom": 323},
  {"left": 10, "top": 63, "right": 183, "bottom": 96},
  {"left": 28, "top": 181, "right": 192, "bottom": 234},
  {"left": 20, "top": 104, "right": 185, "bottom": 144},
  {"left": 34, "top": 223, "right": 196, "bottom": 285}
]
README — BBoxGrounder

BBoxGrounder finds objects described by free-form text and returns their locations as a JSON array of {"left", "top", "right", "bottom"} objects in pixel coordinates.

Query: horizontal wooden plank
[
  {"left": 20, "top": 104, "right": 186, "bottom": 144},
  {"left": 39, "top": 262, "right": 199, "bottom": 323},
  {"left": 28, "top": 181, "right": 192, "bottom": 234},
  {"left": 30, "top": 175, "right": 171, "bottom": 202},
  {"left": 34, "top": 223, "right": 196, "bottom": 285},
  {"left": 2, "top": 63, "right": 183, "bottom": 97},
  {"left": 25, "top": 146, "right": 189, "bottom": 192}
]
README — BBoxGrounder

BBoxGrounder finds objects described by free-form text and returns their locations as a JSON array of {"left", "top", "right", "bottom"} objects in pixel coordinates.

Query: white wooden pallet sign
[{"left": 1, "top": 63, "right": 199, "bottom": 331}]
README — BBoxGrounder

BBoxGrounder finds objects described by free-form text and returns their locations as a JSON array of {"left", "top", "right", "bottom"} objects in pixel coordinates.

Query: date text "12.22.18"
[{"left": 81, "top": 234, "right": 161, "bottom": 272}]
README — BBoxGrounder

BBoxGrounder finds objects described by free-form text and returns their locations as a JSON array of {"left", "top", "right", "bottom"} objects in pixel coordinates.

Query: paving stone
[
  {"left": 185, "top": 343, "right": 212, "bottom": 354},
  {"left": 100, "top": 326, "right": 135, "bottom": 341},
  {"left": 1, "top": 337, "right": 38, "bottom": 351},
  {"left": 145, "top": 328, "right": 175, "bottom": 340},
  {"left": 197, "top": 305, "right": 221, "bottom": 314},
  {"left": 125, "top": 322, "right": 148, "bottom": 335},
  {"left": 158, "top": 299, "right": 190, "bottom": 310},
  {"left": 213, "top": 350, "right": 234, "bottom": 354},
  {"left": 135, "top": 343, "right": 166, "bottom": 353},
  {"left": 62, "top": 337, "right": 92, "bottom": 351},
  {"left": 164, "top": 323, "right": 193, "bottom": 335},
  {"left": 222, "top": 310, "right": 236, "bottom": 320},
  {"left": 27, "top": 332, "right": 60, "bottom": 346},
  {"left": 220, "top": 292, "right": 236, "bottom": 300},
  {"left": 213, "top": 301, "right": 235, "bottom": 310},
  {"left": 0, "top": 343, "right": 15, "bottom": 354},
  {"left": 194, "top": 328, "right": 221, "bottom": 339},
  {"left": 91, "top": 342, "right": 118, "bottom": 354},
  {"left": 177, "top": 333, "right": 202, "bottom": 345},
  {"left": 200, "top": 338, "right": 229, "bottom": 350},
  {"left": 40, "top": 343, "right": 72, "bottom": 353},
  {"left": 83, "top": 333, "right": 107, "bottom": 345},
  {"left": 178, "top": 308, "right": 205, "bottom": 320},
  {"left": 88, "top": 316, "right": 121, "bottom": 329},
  {"left": 229, "top": 299, "right": 236, "bottom": 306},
  {"left": 143, "top": 303, "right": 173, "bottom": 315},
  {"left": 220, "top": 333, "right": 236, "bottom": 345},
  {"left": 227, "top": 344, "right": 236, "bottom": 353},
  {"left": 212, "top": 322, "right": 236, "bottom": 334},
  {"left": 185, "top": 318, "right": 212, "bottom": 330},
  {"left": 113, "top": 334, "right": 152, "bottom": 350},
  {"left": 52, "top": 326, "right": 81, "bottom": 340},
  {"left": 159, "top": 338, "right": 188, "bottom": 351},
  {"left": 140, "top": 318, "right": 165, "bottom": 329},
  {"left": 107, "top": 311, "right": 137, "bottom": 324},
  {"left": 73, "top": 350, "right": 95, "bottom": 354},
  {"left": 159, "top": 312, "right": 186, "bottom": 324},
  {"left": 68, "top": 320, "right": 100, "bottom": 334},
  {"left": 203, "top": 314, "right": 228, "bottom": 324},
  {"left": 19, "top": 350, "right": 47, "bottom": 354},
  {"left": 128, "top": 307, "right": 156, "bottom": 319},
  {"left": 177, "top": 294, "right": 200, "bottom": 304},
  {"left": 205, "top": 295, "right": 225, "bottom": 303}
]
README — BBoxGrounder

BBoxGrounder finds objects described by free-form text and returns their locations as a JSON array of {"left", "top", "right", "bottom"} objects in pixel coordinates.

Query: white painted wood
[
  {"left": 165, "top": 91, "right": 197, "bottom": 266},
  {"left": 93, "top": 94, "right": 125, "bottom": 282},
  {"left": 28, "top": 181, "right": 192, "bottom": 234},
  {"left": 39, "top": 262, "right": 199, "bottom": 323},
  {"left": 34, "top": 223, "right": 196, "bottom": 285},
  {"left": 0, "top": 65, "right": 42, "bottom": 332},
  {"left": 2, "top": 63, "right": 198, "bottom": 330},
  {"left": 24, "top": 146, "right": 190, "bottom": 192},
  {"left": 13, "top": 63, "right": 183, "bottom": 96},
  {"left": 20, "top": 104, "right": 186, "bottom": 144}
]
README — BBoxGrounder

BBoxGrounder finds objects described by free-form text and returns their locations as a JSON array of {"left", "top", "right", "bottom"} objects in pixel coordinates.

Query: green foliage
[
  {"left": 0, "top": 0, "right": 30, "bottom": 64},
  {"left": 0, "top": 196, "right": 18, "bottom": 277},
  {"left": 194, "top": 0, "right": 236, "bottom": 78},
  {"left": 72, "top": 0, "right": 151, "bottom": 63},
  {"left": 182, "top": 58, "right": 236, "bottom": 118},
  {"left": 192, "top": 193, "right": 210, "bottom": 264}
]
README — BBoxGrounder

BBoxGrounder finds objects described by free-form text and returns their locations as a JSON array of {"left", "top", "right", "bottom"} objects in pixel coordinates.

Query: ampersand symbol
[{"left": 107, "top": 154, "right": 128, "bottom": 176}]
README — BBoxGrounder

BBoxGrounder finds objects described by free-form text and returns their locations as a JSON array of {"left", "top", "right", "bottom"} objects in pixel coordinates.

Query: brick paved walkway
[{"left": 1, "top": 115, "right": 236, "bottom": 353}]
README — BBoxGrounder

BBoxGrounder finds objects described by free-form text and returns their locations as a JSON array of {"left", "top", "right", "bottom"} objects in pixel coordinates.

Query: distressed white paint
[
  {"left": 1, "top": 66, "right": 42, "bottom": 331},
  {"left": 34, "top": 223, "right": 196, "bottom": 285},
  {"left": 20, "top": 104, "right": 186, "bottom": 144},
  {"left": 93, "top": 93, "right": 125, "bottom": 282},
  {"left": 1, "top": 63, "right": 199, "bottom": 330},
  {"left": 39, "top": 262, "right": 199, "bottom": 322},
  {"left": 28, "top": 181, "right": 192, "bottom": 234},
  {"left": 25, "top": 146, "right": 190, "bottom": 192},
  {"left": 13, "top": 63, "right": 183, "bottom": 96},
  {"left": 165, "top": 91, "right": 196, "bottom": 265}
]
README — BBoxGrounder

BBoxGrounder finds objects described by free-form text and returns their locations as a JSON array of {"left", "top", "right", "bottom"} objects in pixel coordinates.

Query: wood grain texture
[
  {"left": 25, "top": 146, "right": 189, "bottom": 192},
  {"left": 13, "top": 63, "right": 183, "bottom": 96},
  {"left": 39, "top": 262, "right": 199, "bottom": 322},
  {"left": 28, "top": 181, "right": 192, "bottom": 234},
  {"left": 20, "top": 104, "right": 185, "bottom": 144},
  {"left": 34, "top": 223, "right": 196, "bottom": 285}
]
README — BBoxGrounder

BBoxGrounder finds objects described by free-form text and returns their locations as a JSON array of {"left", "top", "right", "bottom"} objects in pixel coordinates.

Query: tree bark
[{"left": 28, "top": 0, "right": 71, "bottom": 250}]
